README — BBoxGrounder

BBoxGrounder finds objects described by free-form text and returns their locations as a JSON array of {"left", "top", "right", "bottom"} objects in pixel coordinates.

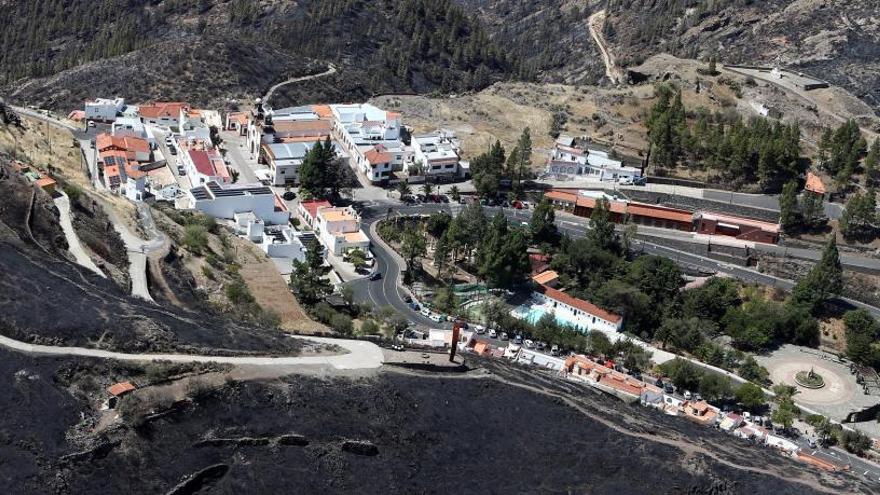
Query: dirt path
[
  {"left": 53, "top": 191, "right": 105, "bottom": 277},
  {"left": 588, "top": 10, "right": 622, "bottom": 85},
  {"left": 0, "top": 333, "right": 384, "bottom": 370},
  {"left": 263, "top": 64, "right": 337, "bottom": 106}
]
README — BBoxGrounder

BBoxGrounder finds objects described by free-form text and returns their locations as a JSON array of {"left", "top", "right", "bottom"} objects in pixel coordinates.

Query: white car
[
  {"left": 683, "top": 391, "right": 693, "bottom": 400},
  {"left": 474, "top": 325, "right": 486, "bottom": 334},
  {"left": 524, "top": 339, "right": 535, "bottom": 348},
  {"left": 488, "top": 329, "right": 498, "bottom": 338}
]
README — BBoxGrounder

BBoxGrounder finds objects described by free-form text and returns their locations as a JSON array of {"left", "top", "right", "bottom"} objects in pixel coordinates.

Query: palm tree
[
  {"left": 422, "top": 181, "right": 433, "bottom": 197},
  {"left": 449, "top": 185, "right": 461, "bottom": 202},
  {"left": 397, "top": 180, "right": 411, "bottom": 198}
]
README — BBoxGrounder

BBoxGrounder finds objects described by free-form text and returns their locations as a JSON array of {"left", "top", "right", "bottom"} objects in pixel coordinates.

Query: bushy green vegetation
[
  {"left": 298, "top": 138, "right": 349, "bottom": 199},
  {"left": 818, "top": 120, "right": 867, "bottom": 189},
  {"left": 646, "top": 84, "right": 803, "bottom": 192},
  {"left": 840, "top": 188, "right": 878, "bottom": 242},
  {"left": 469, "top": 129, "right": 535, "bottom": 198},
  {"left": 778, "top": 180, "right": 826, "bottom": 233}
]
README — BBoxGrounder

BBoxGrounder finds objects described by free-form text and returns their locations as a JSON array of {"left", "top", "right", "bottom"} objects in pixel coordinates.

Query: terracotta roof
[
  {"left": 544, "top": 190, "right": 577, "bottom": 203},
  {"left": 272, "top": 120, "right": 332, "bottom": 135},
  {"left": 35, "top": 176, "right": 56, "bottom": 188},
  {"left": 311, "top": 105, "right": 334, "bottom": 119},
  {"left": 300, "top": 200, "right": 332, "bottom": 220},
  {"left": 536, "top": 284, "right": 622, "bottom": 323},
  {"left": 107, "top": 382, "right": 136, "bottom": 397},
  {"left": 96, "top": 133, "right": 123, "bottom": 151},
  {"left": 531, "top": 270, "right": 559, "bottom": 285},
  {"left": 364, "top": 146, "right": 392, "bottom": 165},
  {"left": 575, "top": 196, "right": 627, "bottom": 215},
  {"left": 805, "top": 171, "right": 826, "bottom": 195},
  {"left": 138, "top": 102, "right": 189, "bottom": 119},
  {"left": 228, "top": 112, "right": 249, "bottom": 126},
  {"left": 123, "top": 136, "right": 150, "bottom": 154},
  {"left": 626, "top": 203, "right": 694, "bottom": 223},
  {"left": 473, "top": 342, "right": 489, "bottom": 355},
  {"left": 187, "top": 149, "right": 229, "bottom": 180}
]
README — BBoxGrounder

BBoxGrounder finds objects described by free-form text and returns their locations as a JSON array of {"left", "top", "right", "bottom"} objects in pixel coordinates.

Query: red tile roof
[
  {"left": 805, "top": 172, "right": 826, "bottom": 195},
  {"left": 139, "top": 102, "right": 189, "bottom": 119},
  {"left": 107, "top": 382, "right": 136, "bottom": 397},
  {"left": 272, "top": 120, "right": 332, "bottom": 136},
  {"left": 364, "top": 146, "right": 392, "bottom": 165},
  {"left": 545, "top": 190, "right": 577, "bottom": 203},
  {"left": 300, "top": 199, "right": 332, "bottom": 220},
  {"left": 535, "top": 284, "right": 622, "bottom": 323},
  {"left": 626, "top": 203, "right": 694, "bottom": 223}
]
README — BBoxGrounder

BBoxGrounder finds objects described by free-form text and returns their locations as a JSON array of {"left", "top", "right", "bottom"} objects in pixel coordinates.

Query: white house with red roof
[
  {"left": 528, "top": 282, "right": 623, "bottom": 334},
  {"left": 138, "top": 101, "right": 191, "bottom": 129},
  {"left": 181, "top": 147, "right": 231, "bottom": 186},
  {"left": 297, "top": 199, "right": 332, "bottom": 228}
]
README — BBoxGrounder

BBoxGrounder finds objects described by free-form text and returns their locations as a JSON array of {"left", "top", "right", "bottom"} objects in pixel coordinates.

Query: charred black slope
[
  {"left": 53, "top": 369, "right": 851, "bottom": 494},
  {"left": 1, "top": 0, "right": 524, "bottom": 111}
]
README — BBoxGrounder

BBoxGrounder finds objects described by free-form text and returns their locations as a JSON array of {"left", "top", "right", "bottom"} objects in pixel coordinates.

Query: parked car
[
  {"left": 416, "top": 194, "right": 426, "bottom": 203},
  {"left": 440, "top": 195, "right": 450, "bottom": 203},
  {"left": 513, "top": 201, "right": 524, "bottom": 209},
  {"left": 177, "top": 166, "right": 186, "bottom": 175},
  {"left": 524, "top": 339, "right": 535, "bottom": 348},
  {"left": 550, "top": 344, "right": 560, "bottom": 356},
  {"left": 500, "top": 332, "right": 509, "bottom": 341},
  {"left": 513, "top": 334, "right": 523, "bottom": 345},
  {"left": 489, "top": 329, "right": 498, "bottom": 338},
  {"left": 683, "top": 391, "right": 693, "bottom": 400},
  {"left": 474, "top": 325, "right": 486, "bottom": 334},
  {"left": 169, "top": 146, "right": 177, "bottom": 155},
  {"left": 282, "top": 191, "right": 296, "bottom": 201},
  {"left": 408, "top": 302, "right": 420, "bottom": 311},
  {"left": 536, "top": 341, "right": 546, "bottom": 350},
  {"left": 369, "top": 272, "right": 382, "bottom": 281},
  {"left": 391, "top": 344, "right": 404, "bottom": 351}
]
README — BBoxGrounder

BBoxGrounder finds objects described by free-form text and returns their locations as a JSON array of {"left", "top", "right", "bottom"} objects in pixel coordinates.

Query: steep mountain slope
[
  {"left": 0, "top": 0, "right": 525, "bottom": 110},
  {"left": 602, "top": 0, "right": 880, "bottom": 109}
]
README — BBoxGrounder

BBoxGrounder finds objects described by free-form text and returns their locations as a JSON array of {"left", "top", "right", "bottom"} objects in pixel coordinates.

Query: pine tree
[
  {"left": 778, "top": 180, "right": 801, "bottom": 233},
  {"left": 792, "top": 236, "right": 843, "bottom": 313},
  {"left": 589, "top": 198, "right": 617, "bottom": 250}
]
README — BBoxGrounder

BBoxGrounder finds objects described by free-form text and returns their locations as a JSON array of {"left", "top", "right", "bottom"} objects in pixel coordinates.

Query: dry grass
[
  {"left": 238, "top": 260, "right": 325, "bottom": 334},
  {"left": 818, "top": 316, "right": 846, "bottom": 354}
]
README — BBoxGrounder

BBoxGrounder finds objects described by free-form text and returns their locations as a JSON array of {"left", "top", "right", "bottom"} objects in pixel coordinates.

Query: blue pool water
[{"left": 513, "top": 305, "right": 580, "bottom": 329}]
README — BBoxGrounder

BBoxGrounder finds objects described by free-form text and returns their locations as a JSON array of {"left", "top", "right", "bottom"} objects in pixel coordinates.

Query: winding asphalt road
[{"left": 349, "top": 202, "right": 880, "bottom": 324}]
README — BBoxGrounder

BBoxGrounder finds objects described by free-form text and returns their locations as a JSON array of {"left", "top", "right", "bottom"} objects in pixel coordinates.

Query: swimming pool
[{"left": 512, "top": 304, "right": 581, "bottom": 329}]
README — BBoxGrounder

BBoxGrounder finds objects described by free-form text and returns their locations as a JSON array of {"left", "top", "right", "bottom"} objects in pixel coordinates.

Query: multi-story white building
[
  {"left": 330, "top": 103, "right": 408, "bottom": 183},
  {"left": 315, "top": 206, "right": 370, "bottom": 256},
  {"left": 189, "top": 181, "right": 290, "bottom": 224},
  {"left": 410, "top": 130, "right": 462, "bottom": 178},
  {"left": 84, "top": 97, "right": 125, "bottom": 122},
  {"left": 545, "top": 135, "right": 642, "bottom": 183},
  {"left": 262, "top": 140, "right": 345, "bottom": 186}
]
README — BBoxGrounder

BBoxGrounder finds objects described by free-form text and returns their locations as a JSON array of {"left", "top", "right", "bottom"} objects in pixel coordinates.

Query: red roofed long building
[{"left": 532, "top": 284, "right": 623, "bottom": 333}]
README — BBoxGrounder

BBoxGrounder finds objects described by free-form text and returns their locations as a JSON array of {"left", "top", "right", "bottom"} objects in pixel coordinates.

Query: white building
[
  {"left": 531, "top": 284, "right": 623, "bottom": 334},
  {"left": 138, "top": 102, "right": 190, "bottom": 129},
  {"left": 330, "top": 103, "right": 407, "bottom": 183},
  {"left": 181, "top": 147, "right": 231, "bottom": 186},
  {"left": 515, "top": 348, "right": 567, "bottom": 371},
  {"left": 545, "top": 136, "right": 642, "bottom": 182},
  {"left": 262, "top": 141, "right": 344, "bottom": 186},
  {"left": 410, "top": 130, "right": 461, "bottom": 178},
  {"left": 85, "top": 97, "right": 125, "bottom": 122},
  {"left": 111, "top": 117, "right": 156, "bottom": 147},
  {"left": 189, "top": 181, "right": 290, "bottom": 224},
  {"left": 315, "top": 206, "right": 370, "bottom": 256}
]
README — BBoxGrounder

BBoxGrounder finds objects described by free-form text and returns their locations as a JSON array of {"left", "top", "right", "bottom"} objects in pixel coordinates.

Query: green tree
[
  {"left": 330, "top": 312, "right": 353, "bottom": 335},
  {"left": 514, "top": 127, "right": 532, "bottom": 191},
  {"left": 397, "top": 180, "right": 412, "bottom": 198},
  {"left": 449, "top": 185, "right": 461, "bottom": 202},
  {"left": 400, "top": 227, "right": 427, "bottom": 272},
  {"left": 426, "top": 212, "right": 452, "bottom": 240},
  {"left": 778, "top": 180, "right": 801, "bottom": 232},
  {"left": 433, "top": 287, "right": 460, "bottom": 315},
  {"left": 792, "top": 236, "right": 843, "bottom": 313},
  {"left": 840, "top": 188, "right": 878, "bottom": 241},
  {"left": 347, "top": 248, "right": 368, "bottom": 272},
  {"left": 289, "top": 242, "right": 331, "bottom": 306},
  {"left": 477, "top": 214, "right": 530, "bottom": 288},
  {"left": 183, "top": 224, "right": 209, "bottom": 255},
  {"left": 588, "top": 197, "right": 616, "bottom": 250},
  {"left": 843, "top": 309, "right": 880, "bottom": 367},
  {"left": 529, "top": 197, "right": 558, "bottom": 245},
  {"left": 360, "top": 319, "right": 381, "bottom": 336},
  {"left": 682, "top": 277, "right": 740, "bottom": 320},
  {"left": 800, "top": 190, "right": 826, "bottom": 229},
  {"left": 738, "top": 355, "right": 769, "bottom": 384},
  {"left": 735, "top": 382, "right": 767, "bottom": 412},
  {"left": 772, "top": 397, "right": 799, "bottom": 430},
  {"left": 421, "top": 181, "right": 433, "bottom": 197},
  {"left": 698, "top": 373, "right": 732, "bottom": 402},
  {"left": 659, "top": 358, "right": 702, "bottom": 392},
  {"left": 434, "top": 233, "right": 452, "bottom": 281}
]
